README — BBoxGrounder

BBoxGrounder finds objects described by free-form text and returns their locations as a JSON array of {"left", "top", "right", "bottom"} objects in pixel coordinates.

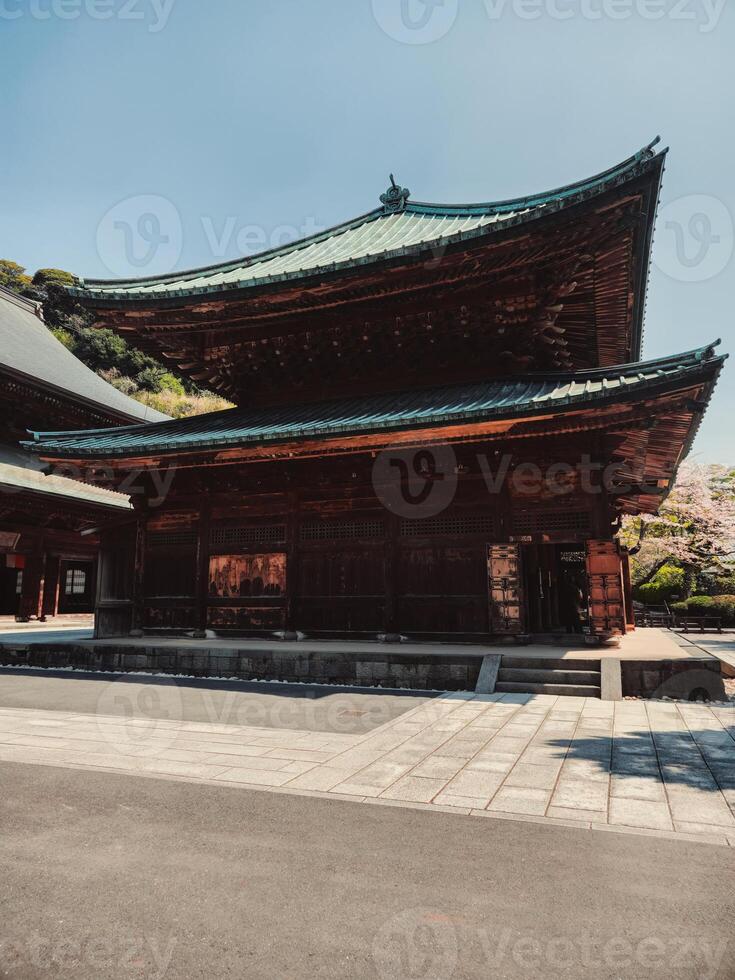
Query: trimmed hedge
[{"left": 671, "top": 595, "right": 735, "bottom": 626}]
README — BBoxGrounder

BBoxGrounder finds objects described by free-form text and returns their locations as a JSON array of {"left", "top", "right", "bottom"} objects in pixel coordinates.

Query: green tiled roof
[
  {"left": 26, "top": 345, "right": 724, "bottom": 460},
  {"left": 71, "top": 141, "right": 665, "bottom": 302}
]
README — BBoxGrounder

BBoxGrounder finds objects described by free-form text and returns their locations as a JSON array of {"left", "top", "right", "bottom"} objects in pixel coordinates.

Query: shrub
[
  {"left": 32, "top": 268, "right": 76, "bottom": 288},
  {"left": 51, "top": 327, "right": 76, "bottom": 351},
  {"left": 671, "top": 595, "right": 735, "bottom": 626},
  {"left": 633, "top": 562, "right": 685, "bottom": 605}
]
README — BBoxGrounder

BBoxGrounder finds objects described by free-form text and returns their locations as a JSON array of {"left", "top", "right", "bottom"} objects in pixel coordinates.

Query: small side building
[{"left": 0, "top": 285, "right": 167, "bottom": 620}]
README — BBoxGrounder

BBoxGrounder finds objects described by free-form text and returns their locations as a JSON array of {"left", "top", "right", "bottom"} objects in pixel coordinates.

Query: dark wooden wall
[{"left": 99, "top": 437, "right": 627, "bottom": 641}]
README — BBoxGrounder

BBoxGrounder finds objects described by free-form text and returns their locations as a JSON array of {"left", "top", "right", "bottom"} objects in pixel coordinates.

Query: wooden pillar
[
  {"left": 19, "top": 537, "right": 45, "bottom": 621},
  {"left": 383, "top": 513, "right": 399, "bottom": 636},
  {"left": 621, "top": 549, "right": 635, "bottom": 631},
  {"left": 41, "top": 554, "right": 61, "bottom": 619},
  {"left": 193, "top": 498, "right": 211, "bottom": 638},
  {"left": 129, "top": 509, "right": 147, "bottom": 636},
  {"left": 284, "top": 491, "right": 300, "bottom": 635}
]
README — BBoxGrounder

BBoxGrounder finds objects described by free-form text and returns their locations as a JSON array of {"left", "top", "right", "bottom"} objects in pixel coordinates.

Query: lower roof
[
  {"left": 0, "top": 443, "right": 131, "bottom": 511},
  {"left": 26, "top": 345, "right": 725, "bottom": 461}
]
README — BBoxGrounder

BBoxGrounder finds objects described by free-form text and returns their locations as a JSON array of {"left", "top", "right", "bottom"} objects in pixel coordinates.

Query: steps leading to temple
[{"left": 495, "top": 656, "right": 602, "bottom": 698}]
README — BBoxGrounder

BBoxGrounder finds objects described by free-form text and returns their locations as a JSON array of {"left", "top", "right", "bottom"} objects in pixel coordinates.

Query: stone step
[
  {"left": 500, "top": 656, "right": 601, "bottom": 672},
  {"left": 497, "top": 667, "right": 601, "bottom": 686},
  {"left": 495, "top": 680, "right": 602, "bottom": 698}
]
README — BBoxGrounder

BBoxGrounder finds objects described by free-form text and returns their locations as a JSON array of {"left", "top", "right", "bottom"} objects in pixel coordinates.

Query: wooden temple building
[
  {"left": 26, "top": 141, "right": 725, "bottom": 643},
  {"left": 0, "top": 286, "right": 166, "bottom": 620}
]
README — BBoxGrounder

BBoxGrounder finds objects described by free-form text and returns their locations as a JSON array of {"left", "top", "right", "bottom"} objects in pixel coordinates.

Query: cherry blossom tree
[{"left": 621, "top": 462, "right": 735, "bottom": 595}]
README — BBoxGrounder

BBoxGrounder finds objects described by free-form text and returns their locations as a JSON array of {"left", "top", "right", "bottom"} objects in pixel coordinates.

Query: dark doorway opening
[
  {"left": 0, "top": 566, "right": 22, "bottom": 616},
  {"left": 523, "top": 544, "right": 588, "bottom": 635}
]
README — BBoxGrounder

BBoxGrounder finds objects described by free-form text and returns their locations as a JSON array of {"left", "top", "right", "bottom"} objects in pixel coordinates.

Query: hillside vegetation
[{"left": 0, "top": 259, "right": 232, "bottom": 419}]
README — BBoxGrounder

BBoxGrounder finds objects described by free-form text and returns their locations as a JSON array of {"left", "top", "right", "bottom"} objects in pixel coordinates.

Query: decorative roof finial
[{"left": 380, "top": 174, "right": 410, "bottom": 213}]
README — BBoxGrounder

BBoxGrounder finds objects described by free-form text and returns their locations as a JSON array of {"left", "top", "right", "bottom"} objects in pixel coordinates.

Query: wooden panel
[
  {"left": 586, "top": 539, "right": 625, "bottom": 635},
  {"left": 207, "top": 605, "right": 285, "bottom": 630},
  {"left": 296, "top": 546, "right": 384, "bottom": 632},
  {"left": 488, "top": 543, "right": 524, "bottom": 635}
]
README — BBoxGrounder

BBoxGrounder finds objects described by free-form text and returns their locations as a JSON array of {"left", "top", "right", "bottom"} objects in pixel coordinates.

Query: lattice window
[
  {"left": 300, "top": 520, "right": 385, "bottom": 541},
  {"left": 147, "top": 530, "right": 197, "bottom": 549},
  {"left": 400, "top": 515, "right": 495, "bottom": 537},
  {"left": 210, "top": 525, "right": 286, "bottom": 547},
  {"left": 512, "top": 510, "right": 591, "bottom": 535}
]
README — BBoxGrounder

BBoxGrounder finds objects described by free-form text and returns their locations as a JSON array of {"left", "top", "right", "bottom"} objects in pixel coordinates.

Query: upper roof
[
  {"left": 72, "top": 139, "right": 665, "bottom": 303},
  {"left": 26, "top": 343, "right": 724, "bottom": 461},
  {"left": 0, "top": 286, "right": 168, "bottom": 425}
]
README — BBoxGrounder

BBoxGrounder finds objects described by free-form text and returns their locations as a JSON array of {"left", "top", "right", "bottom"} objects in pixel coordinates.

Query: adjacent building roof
[
  {"left": 0, "top": 443, "right": 131, "bottom": 511},
  {"left": 71, "top": 139, "right": 665, "bottom": 303},
  {"left": 26, "top": 344, "right": 725, "bottom": 461},
  {"left": 0, "top": 286, "right": 168, "bottom": 425}
]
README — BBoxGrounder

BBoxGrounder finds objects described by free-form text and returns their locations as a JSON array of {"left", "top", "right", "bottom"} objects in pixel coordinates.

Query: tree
[
  {"left": 32, "top": 268, "right": 76, "bottom": 289},
  {"left": 621, "top": 462, "right": 735, "bottom": 597},
  {"left": 0, "top": 259, "right": 32, "bottom": 292}
]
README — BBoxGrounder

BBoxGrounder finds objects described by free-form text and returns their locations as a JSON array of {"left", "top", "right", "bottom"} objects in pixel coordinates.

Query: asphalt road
[
  {"left": 0, "top": 669, "right": 431, "bottom": 734},
  {"left": 1, "top": 761, "right": 733, "bottom": 980}
]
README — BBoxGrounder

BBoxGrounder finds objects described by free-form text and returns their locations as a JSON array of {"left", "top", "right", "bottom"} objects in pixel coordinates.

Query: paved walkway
[{"left": 1, "top": 690, "right": 734, "bottom": 847}]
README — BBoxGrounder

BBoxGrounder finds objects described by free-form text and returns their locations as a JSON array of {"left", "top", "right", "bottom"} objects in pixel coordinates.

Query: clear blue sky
[{"left": 1, "top": 0, "right": 733, "bottom": 459}]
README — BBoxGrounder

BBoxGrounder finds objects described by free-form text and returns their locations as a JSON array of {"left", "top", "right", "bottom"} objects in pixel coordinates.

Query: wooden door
[
  {"left": 488, "top": 544, "right": 525, "bottom": 635},
  {"left": 585, "top": 540, "right": 625, "bottom": 636}
]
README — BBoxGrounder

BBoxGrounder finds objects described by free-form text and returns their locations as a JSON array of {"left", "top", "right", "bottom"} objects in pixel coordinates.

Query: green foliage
[
  {"left": 50, "top": 327, "right": 76, "bottom": 351},
  {"left": 633, "top": 562, "right": 685, "bottom": 605},
  {"left": 32, "top": 268, "right": 76, "bottom": 288},
  {"left": 0, "top": 259, "right": 32, "bottom": 292},
  {"left": 132, "top": 388, "right": 232, "bottom": 419},
  {"left": 1, "top": 257, "right": 233, "bottom": 418},
  {"left": 671, "top": 595, "right": 735, "bottom": 626}
]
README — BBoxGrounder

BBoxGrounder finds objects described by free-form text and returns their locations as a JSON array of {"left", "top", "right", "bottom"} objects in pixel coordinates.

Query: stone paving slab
[{"left": 0, "top": 691, "right": 733, "bottom": 847}]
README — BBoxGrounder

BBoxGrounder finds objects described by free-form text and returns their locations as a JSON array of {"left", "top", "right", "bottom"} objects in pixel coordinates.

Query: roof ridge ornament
[{"left": 380, "top": 174, "right": 410, "bottom": 213}]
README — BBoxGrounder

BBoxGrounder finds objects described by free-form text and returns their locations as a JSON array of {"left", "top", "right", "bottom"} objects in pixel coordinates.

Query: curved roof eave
[
  {"left": 24, "top": 341, "right": 725, "bottom": 461},
  {"left": 70, "top": 139, "right": 666, "bottom": 304}
]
